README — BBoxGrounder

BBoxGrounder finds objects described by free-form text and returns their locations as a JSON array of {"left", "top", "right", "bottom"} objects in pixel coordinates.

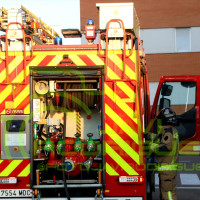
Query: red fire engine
[{"left": 0, "top": 3, "right": 151, "bottom": 200}]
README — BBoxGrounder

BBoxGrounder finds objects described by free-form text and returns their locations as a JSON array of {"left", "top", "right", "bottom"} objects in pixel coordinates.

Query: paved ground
[{"left": 152, "top": 155, "right": 200, "bottom": 200}]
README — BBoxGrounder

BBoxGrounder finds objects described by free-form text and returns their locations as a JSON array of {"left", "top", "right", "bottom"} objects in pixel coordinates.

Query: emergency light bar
[
  {"left": 119, "top": 176, "right": 144, "bottom": 184},
  {"left": 0, "top": 177, "right": 17, "bottom": 185}
]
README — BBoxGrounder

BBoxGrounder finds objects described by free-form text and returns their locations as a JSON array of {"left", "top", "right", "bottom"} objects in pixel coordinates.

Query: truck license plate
[{"left": 0, "top": 189, "right": 32, "bottom": 197}]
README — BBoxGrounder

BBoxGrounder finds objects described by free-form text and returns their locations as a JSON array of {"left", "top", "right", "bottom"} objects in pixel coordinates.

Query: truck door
[{"left": 151, "top": 76, "right": 200, "bottom": 154}]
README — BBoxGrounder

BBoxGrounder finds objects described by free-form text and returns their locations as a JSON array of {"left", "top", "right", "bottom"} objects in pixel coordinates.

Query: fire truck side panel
[
  {"left": 104, "top": 48, "right": 146, "bottom": 197},
  {"left": 0, "top": 51, "right": 31, "bottom": 191}
]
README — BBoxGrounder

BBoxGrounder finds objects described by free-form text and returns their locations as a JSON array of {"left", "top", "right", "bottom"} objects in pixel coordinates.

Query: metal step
[
  {"left": 0, "top": 198, "right": 142, "bottom": 200},
  {"left": 33, "top": 183, "right": 102, "bottom": 189}
]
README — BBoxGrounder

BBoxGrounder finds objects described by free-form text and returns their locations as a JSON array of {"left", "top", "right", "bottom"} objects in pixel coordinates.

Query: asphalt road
[{"left": 152, "top": 155, "right": 200, "bottom": 200}]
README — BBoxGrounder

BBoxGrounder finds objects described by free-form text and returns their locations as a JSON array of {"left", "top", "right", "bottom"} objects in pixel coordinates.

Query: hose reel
[
  {"left": 35, "top": 80, "right": 96, "bottom": 111},
  {"left": 35, "top": 81, "right": 49, "bottom": 95},
  {"left": 53, "top": 83, "right": 96, "bottom": 111}
]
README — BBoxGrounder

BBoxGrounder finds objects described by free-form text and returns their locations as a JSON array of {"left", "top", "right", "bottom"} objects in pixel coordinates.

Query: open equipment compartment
[{"left": 30, "top": 65, "right": 104, "bottom": 198}]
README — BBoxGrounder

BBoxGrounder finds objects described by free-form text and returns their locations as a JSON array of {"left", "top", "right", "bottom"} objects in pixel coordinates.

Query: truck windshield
[{"left": 157, "top": 81, "right": 196, "bottom": 115}]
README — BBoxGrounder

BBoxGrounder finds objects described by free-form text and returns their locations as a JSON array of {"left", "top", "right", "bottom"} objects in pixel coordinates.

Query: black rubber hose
[{"left": 62, "top": 83, "right": 70, "bottom": 200}]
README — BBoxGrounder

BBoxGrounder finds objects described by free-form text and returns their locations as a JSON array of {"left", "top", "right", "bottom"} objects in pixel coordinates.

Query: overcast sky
[{"left": 1, "top": 0, "right": 80, "bottom": 44}]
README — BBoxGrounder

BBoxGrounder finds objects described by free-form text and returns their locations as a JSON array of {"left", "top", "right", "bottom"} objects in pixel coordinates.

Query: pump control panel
[{"left": 1, "top": 115, "right": 30, "bottom": 159}]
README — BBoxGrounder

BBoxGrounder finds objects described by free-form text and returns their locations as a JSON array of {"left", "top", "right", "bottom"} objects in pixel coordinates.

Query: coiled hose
[{"left": 52, "top": 83, "right": 95, "bottom": 111}]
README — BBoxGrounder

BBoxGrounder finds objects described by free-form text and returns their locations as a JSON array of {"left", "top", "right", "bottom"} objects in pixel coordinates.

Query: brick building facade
[{"left": 80, "top": 0, "right": 200, "bottom": 102}]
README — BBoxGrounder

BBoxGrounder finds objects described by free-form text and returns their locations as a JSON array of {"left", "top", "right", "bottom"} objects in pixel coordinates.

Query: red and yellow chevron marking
[
  {"left": 106, "top": 50, "right": 137, "bottom": 80},
  {"left": 0, "top": 50, "right": 105, "bottom": 114},
  {"left": 0, "top": 48, "right": 138, "bottom": 111},
  {"left": 0, "top": 84, "right": 30, "bottom": 114},
  {"left": 0, "top": 160, "right": 30, "bottom": 177},
  {"left": 104, "top": 81, "right": 144, "bottom": 176},
  {"left": 103, "top": 47, "right": 146, "bottom": 196}
]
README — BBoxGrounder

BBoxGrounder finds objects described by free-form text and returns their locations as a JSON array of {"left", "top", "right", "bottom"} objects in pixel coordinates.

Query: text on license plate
[{"left": 0, "top": 189, "right": 32, "bottom": 197}]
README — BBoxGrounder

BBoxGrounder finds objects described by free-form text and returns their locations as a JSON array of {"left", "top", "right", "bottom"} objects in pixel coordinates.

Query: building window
[{"left": 176, "top": 28, "right": 191, "bottom": 52}]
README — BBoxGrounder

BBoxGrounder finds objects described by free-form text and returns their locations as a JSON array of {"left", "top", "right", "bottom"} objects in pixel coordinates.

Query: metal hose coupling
[{"left": 83, "top": 157, "right": 93, "bottom": 171}]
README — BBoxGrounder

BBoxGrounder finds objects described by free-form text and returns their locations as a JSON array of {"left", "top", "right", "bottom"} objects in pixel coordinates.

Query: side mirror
[
  {"left": 159, "top": 97, "right": 171, "bottom": 111},
  {"left": 161, "top": 84, "right": 173, "bottom": 96}
]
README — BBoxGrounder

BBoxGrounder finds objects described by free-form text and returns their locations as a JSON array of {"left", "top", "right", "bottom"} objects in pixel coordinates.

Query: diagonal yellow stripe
[
  {"left": 107, "top": 67, "right": 121, "bottom": 80},
  {"left": 0, "top": 68, "right": 6, "bottom": 83},
  {"left": 12, "top": 70, "right": 24, "bottom": 83},
  {"left": 126, "top": 64, "right": 136, "bottom": 79},
  {"left": 106, "top": 124, "right": 140, "bottom": 165},
  {"left": 18, "top": 163, "right": 30, "bottom": 177},
  {"left": 26, "top": 55, "right": 47, "bottom": 76},
  {"left": 14, "top": 84, "right": 29, "bottom": 108},
  {"left": 0, "top": 160, "right": 3, "bottom": 164},
  {"left": 70, "top": 55, "right": 86, "bottom": 66},
  {"left": 8, "top": 56, "right": 24, "bottom": 74},
  {"left": 105, "top": 83, "right": 136, "bottom": 120},
  {"left": 106, "top": 143, "right": 138, "bottom": 175},
  {"left": 47, "top": 55, "right": 63, "bottom": 66},
  {"left": 105, "top": 104, "right": 138, "bottom": 144},
  {"left": 117, "top": 81, "right": 136, "bottom": 99},
  {"left": 108, "top": 54, "right": 136, "bottom": 80},
  {"left": 1, "top": 110, "right": 5, "bottom": 114},
  {"left": 0, "top": 85, "right": 12, "bottom": 104},
  {"left": 106, "top": 163, "right": 119, "bottom": 176},
  {"left": 129, "top": 51, "right": 138, "bottom": 65},
  {"left": 108, "top": 53, "right": 123, "bottom": 68},
  {"left": 0, "top": 160, "right": 23, "bottom": 176},
  {"left": 11, "top": 56, "right": 48, "bottom": 83},
  {"left": 130, "top": 51, "right": 139, "bottom": 77},
  {"left": 0, "top": 53, "right": 5, "bottom": 59},
  {"left": 87, "top": 55, "right": 105, "bottom": 65},
  {"left": 24, "top": 104, "right": 30, "bottom": 114}
]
